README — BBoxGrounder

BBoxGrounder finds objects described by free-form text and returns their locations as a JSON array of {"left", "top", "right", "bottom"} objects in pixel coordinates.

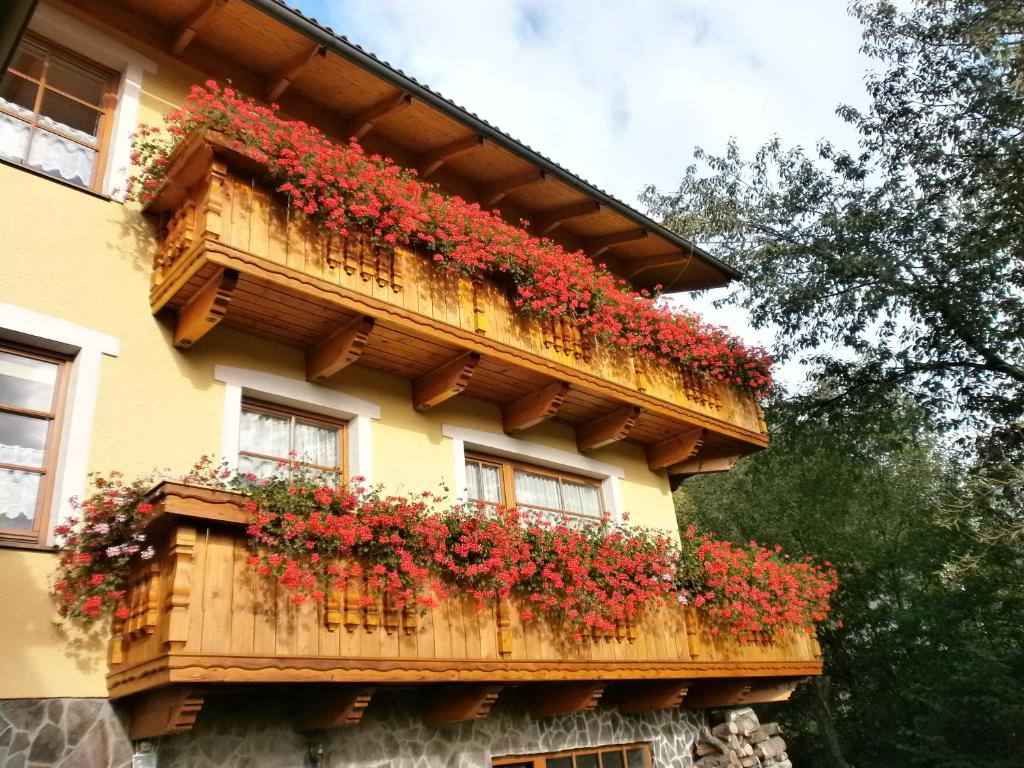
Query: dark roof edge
[{"left": 243, "top": 0, "right": 743, "bottom": 285}]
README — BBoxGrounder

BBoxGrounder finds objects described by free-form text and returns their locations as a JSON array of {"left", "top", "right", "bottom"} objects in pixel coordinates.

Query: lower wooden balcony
[
  {"left": 146, "top": 132, "right": 767, "bottom": 477},
  {"left": 109, "top": 483, "right": 822, "bottom": 738}
]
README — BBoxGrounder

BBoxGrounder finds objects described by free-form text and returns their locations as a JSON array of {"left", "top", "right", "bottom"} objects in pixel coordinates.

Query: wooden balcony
[
  {"left": 109, "top": 483, "right": 822, "bottom": 738},
  {"left": 146, "top": 132, "right": 767, "bottom": 473}
]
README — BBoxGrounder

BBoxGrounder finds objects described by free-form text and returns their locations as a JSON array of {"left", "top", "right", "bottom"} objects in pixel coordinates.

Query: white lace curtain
[
  {"left": 238, "top": 408, "right": 339, "bottom": 479},
  {"left": 0, "top": 468, "right": 39, "bottom": 529},
  {"left": 0, "top": 98, "right": 96, "bottom": 186}
]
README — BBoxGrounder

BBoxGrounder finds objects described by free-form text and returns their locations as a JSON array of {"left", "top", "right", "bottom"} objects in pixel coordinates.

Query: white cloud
[{"left": 302, "top": 0, "right": 871, "bottom": 389}]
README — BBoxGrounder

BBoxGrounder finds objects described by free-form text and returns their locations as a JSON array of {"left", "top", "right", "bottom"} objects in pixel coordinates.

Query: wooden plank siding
[{"left": 106, "top": 483, "right": 822, "bottom": 700}]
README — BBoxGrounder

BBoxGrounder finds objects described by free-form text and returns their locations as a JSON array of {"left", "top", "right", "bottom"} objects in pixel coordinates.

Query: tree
[
  {"left": 641, "top": 0, "right": 1024, "bottom": 430},
  {"left": 678, "top": 394, "right": 1024, "bottom": 768}
]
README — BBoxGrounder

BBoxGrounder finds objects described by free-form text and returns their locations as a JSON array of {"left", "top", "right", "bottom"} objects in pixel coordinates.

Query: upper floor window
[
  {"left": 0, "top": 344, "right": 69, "bottom": 546},
  {"left": 465, "top": 452, "right": 604, "bottom": 520},
  {"left": 492, "top": 743, "right": 651, "bottom": 768},
  {"left": 0, "top": 35, "right": 117, "bottom": 191},
  {"left": 238, "top": 399, "right": 346, "bottom": 485}
]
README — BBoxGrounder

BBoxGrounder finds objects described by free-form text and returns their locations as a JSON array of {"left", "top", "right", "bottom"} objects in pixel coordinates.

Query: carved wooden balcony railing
[
  {"left": 145, "top": 132, "right": 768, "bottom": 474},
  {"left": 109, "top": 483, "right": 822, "bottom": 738}
]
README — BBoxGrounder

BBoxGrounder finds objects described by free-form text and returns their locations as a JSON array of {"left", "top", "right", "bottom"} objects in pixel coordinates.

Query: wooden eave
[{"left": 57, "top": 0, "right": 738, "bottom": 293}]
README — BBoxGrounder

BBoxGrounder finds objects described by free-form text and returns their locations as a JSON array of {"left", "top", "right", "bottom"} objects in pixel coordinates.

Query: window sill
[
  {"left": 0, "top": 157, "right": 116, "bottom": 203},
  {"left": 0, "top": 538, "right": 59, "bottom": 553}
]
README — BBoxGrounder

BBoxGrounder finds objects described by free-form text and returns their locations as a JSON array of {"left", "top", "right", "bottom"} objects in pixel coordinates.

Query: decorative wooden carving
[
  {"left": 646, "top": 428, "right": 705, "bottom": 471},
  {"left": 682, "top": 680, "right": 753, "bottom": 709},
  {"left": 265, "top": 43, "right": 324, "bottom": 102},
  {"left": 162, "top": 525, "right": 196, "bottom": 650},
  {"left": 576, "top": 406, "right": 641, "bottom": 451},
  {"left": 153, "top": 200, "right": 196, "bottom": 288},
  {"left": 422, "top": 684, "right": 502, "bottom": 726},
  {"left": 343, "top": 578, "right": 361, "bottom": 632},
  {"left": 496, "top": 598, "right": 514, "bottom": 656},
  {"left": 614, "top": 680, "right": 690, "bottom": 714},
  {"left": 412, "top": 352, "right": 480, "bottom": 411},
  {"left": 533, "top": 200, "right": 601, "bottom": 236},
  {"left": 541, "top": 317, "right": 586, "bottom": 361},
  {"left": 481, "top": 170, "right": 546, "bottom": 208},
  {"left": 667, "top": 453, "right": 743, "bottom": 477},
  {"left": 197, "top": 158, "right": 227, "bottom": 242},
  {"left": 681, "top": 371, "right": 722, "bottom": 411},
  {"left": 170, "top": 0, "right": 228, "bottom": 55},
  {"left": 583, "top": 228, "right": 648, "bottom": 259},
  {"left": 324, "top": 591, "right": 342, "bottom": 632},
  {"left": 298, "top": 686, "right": 376, "bottom": 731},
  {"left": 345, "top": 91, "right": 412, "bottom": 139},
  {"left": 502, "top": 382, "right": 569, "bottom": 434},
  {"left": 363, "top": 591, "right": 379, "bottom": 633},
  {"left": 127, "top": 561, "right": 162, "bottom": 639},
  {"left": 527, "top": 682, "right": 605, "bottom": 718},
  {"left": 306, "top": 316, "right": 375, "bottom": 382},
  {"left": 383, "top": 593, "right": 400, "bottom": 635},
  {"left": 109, "top": 614, "right": 125, "bottom": 666},
  {"left": 417, "top": 135, "right": 485, "bottom": 179},
  {"left": 684, "top": 607, "right": 702, "bottom": 659},
  {"left": 402, "top": 603, "right": 418, "bottom": 635},
  {"left": 471, "top": 277, "right": 488, "bottom": 335},
  {"left": 173, "top": 267, "right": 239, "bottom": 349},
  {"left": 129, "top": 686, "right": 205, "bottom": 739}
]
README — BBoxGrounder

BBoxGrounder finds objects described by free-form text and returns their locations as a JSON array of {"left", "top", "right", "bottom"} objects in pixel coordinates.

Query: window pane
[
  {"left": 38, "top": 89, "right": 102, "bottom": 140},
  {"left": 294, "top": 421, "right": 338, "bottom": 468},
  {"left": 25, "top": 127, "right": 96, "bottom": 186},
  {"left": 562, "top": 480, "right": 602, "bottom": 518},
  {"left": 600, "top": 751, "right": 624, "bottom": 768},
  {"left": 625, "top": 748, "right": 646, "bottom": 768},
  {"left": 575, "top": 754, "right": 599, "bottom": 768},
  {"left": 514, "top": 470, "right": 561, "bottom": 510},
  {"left": 0, "top": 411, "right": 49, "bottom": 468},
  {"left": 8, "top": 43, "right": 45, "bottom": 80},
  {"left": 45, "top": 55, "right": 106, "bottom": 107},
  {"left": 546, "top": 758, "right": 572, "bottom": 768},
  {"left": 0, "top": 468, "right": 40, "bottom": 530},
  {"left": 0, "top": 71, "right": 38, "bottom": 114},
  {"left": 0, "top": 350, "right": 58, "bottom": 411},
  {"left": 237, "top": 454, "right": 283, "bottom": 481},
  {"left": 239, "top": 408, "right": 290, "bottom": 458}
]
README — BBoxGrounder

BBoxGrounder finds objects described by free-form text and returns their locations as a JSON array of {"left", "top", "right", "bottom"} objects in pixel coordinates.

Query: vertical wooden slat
[
  {"left": 200, "top": 531, "right": 235, "bottom": 654},
  {"left": 229, "top": 537, "right": 256, "bottom": 655},
  {"left": 185, "top": 527, "right": 209, "bottom": 652}
]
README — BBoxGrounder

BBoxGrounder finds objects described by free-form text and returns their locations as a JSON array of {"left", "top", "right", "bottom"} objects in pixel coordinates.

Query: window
[
  {"left": 0, "top": 344, "right": 69, "bottom": 545},
  {"left": 466, "top": 452, "right": 604, "bottom": 520},
  {"left": 238, "top": 399, "right": 346, "bottom": 485},
  {"left": 0, "top": 35, "right": 117, "bottom": 190},
  {"left": 492, "top": 743, "right": 651, "bottom": 768}
]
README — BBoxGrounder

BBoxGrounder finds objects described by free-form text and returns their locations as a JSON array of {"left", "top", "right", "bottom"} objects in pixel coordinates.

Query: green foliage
[
  {"left": 641, "top": 0, "right": 1024, "bottom": 429},
  {"left": 678, "top": 395, "right": 1024, "bottom": 767}
]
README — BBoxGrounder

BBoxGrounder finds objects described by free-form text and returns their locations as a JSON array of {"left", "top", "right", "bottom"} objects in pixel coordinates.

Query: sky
[{"left": 293, "top": 0, "right": 872, "bottom": 388}]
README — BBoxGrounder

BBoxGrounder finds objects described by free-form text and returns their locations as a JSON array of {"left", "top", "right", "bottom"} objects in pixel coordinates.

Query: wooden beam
[
  {"left": 412, "top": 352, "right": 480, "bottom": 411},
  {"left": 532, "top": 200, "right": 602, "bottom": 236},
  {"left": 526, "top": 682, "right": 605, "bottom": 719},
  {"left": 480, "top": 169, "right": 546, "bottom": 208},
  {"left": 623, "top": 251, "right": 690, "bottom": 279},
  {"left": 305, "top": 316, "right": 375, "bottom": 382},
  {"left": 297, "top": 686, "right": 375, "bottom": 731},
  {"left": 646, "top": 428, "right": 705, "bottom": 471},
  {"left": 682, "top": 680, "right": 752, "bottom": 710},
  {"left": 422, "top": 684, "right": 502, "bottom": 726},
  {"left": 265, "top": 43, "right": 325, "bottom": 102},
  {"left": 171, "top": 0, "right": 228, "bottom": 56},
  {"left": 416, "top": 135, "right": 484, "bottom": 179},
  {"left": 129, "top": 686, "right": 205, "bottom": 740},
  {"left": 737, "top": 679, "right": 801, "bottom": 705},
  {"left": 667, "top": 453, "right": 744, "bottom": 477},
  {"left": 576, "top": 405, "right": 641, "bottom": 451},
  {"left": 345, "top": 91, "right": 412, "bottom": 139},
  {"left": 584, "top": 228, "right": 648, "bottom": 259},
  {"left": 502, "top": 382, "right": 569, "bottom": 434},
  {"left": 173, "top": 268, "right": 238, "bottom": 349},
  {"left": 614, "top": 681, "right": 691, "bottom": 714}
]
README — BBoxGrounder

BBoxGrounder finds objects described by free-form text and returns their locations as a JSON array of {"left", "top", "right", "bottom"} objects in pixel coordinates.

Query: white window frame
[
  {"left": 26, "top": 3, "right": 157, "bottom": 199},
  {"left": 214, "top": 366, "right": 379, "bottom": 484},
  {"left": 0, "top": 302, "right": 119, "bottom": 544},
  {"left": 441, "top": 424, "right": 625, "bottom": 523}
]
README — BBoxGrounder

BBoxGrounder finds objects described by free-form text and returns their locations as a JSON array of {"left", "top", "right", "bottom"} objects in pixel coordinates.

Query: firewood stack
[{"left": 694, "top": 707, "right": 791, "bottom": 768}]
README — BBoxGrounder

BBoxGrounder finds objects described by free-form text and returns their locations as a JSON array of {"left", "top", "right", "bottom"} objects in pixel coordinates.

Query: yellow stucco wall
[{"left": 0, "top": 36, "right": 678, "bottom": 699}]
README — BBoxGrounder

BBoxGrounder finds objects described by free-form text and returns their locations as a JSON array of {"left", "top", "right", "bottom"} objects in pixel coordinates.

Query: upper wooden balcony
[
  {"left": 110, "top": 483, "right": 821, "bottom": 738},
  {"left": 146, "top": 132, "right": 767, "bottom": 472}
]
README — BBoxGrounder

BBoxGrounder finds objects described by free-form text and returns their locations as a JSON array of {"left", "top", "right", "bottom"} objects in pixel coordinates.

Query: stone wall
[{"left": 1, "top": 692, "right": 708, "bottom": 768}]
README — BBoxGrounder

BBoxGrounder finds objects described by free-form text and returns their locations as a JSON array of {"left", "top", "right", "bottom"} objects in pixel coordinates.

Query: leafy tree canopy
[{"left": 642, "top": 0, "right": 1024, "bottom": 430}]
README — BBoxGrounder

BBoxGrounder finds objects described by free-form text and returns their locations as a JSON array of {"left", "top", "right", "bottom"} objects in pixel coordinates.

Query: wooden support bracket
[
  {"left": 502, "top": 382, "right": 569, "bottom": 434},
  {"left": 173, "top": 268, "right": 238, "bottom": 349},
  {"left": 416, "top": 134, "right": 484, "bottom": 179},
  {"left": 526, "top": 682, "right": 606, "bottom": 719},
  {"left": 737, "top": 679, "right": 800, "bottom": 705},
  {"left": 305, "top": 315, "right": 375, "bottom": 382},
  {"left": 171, "top": 0, "right": 228, "bottom": 56},
  {"left": 666, "top": 453, "right": 743, "bottom": 477},
  {"left": 614, "top": 680, "right": 691, "bottom": 714},
  {"left": 576, "top": 405, "right": 641, "bottom": 451},
  {"left": 480, "top": 169, "right": 546, "bottom": 208},
  {"left": 346, "top": 91, "right": 412, "bottom": 139},
  {"left": 623, "top": 251, "right": 691, "bottom": 279},
  {"left": 583, "top": 228, "right": 648, "bottom": 259},
  {"left": 412, "top": 352, "right": 480, "bottom": 411},
  {"left": 533, "top": 200, "right": 602, "bottom": 236},
  {"left": 265, "top": 43, "right": 325, "bottom": 102},
  {"left": 422, "top": 684, "right": 502, "bottom": 726},
  {"left": 682, "top": 680, "right": 752, "bottom": 710},
  {"left": 297, "top": 686, "right": 376, "bottom": 731},
  {"left": 646, "top": 428, "right": 705, "bottom": 471},
  {"left": 128, "top": 686, "right": 205, "bottom": 740}
]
